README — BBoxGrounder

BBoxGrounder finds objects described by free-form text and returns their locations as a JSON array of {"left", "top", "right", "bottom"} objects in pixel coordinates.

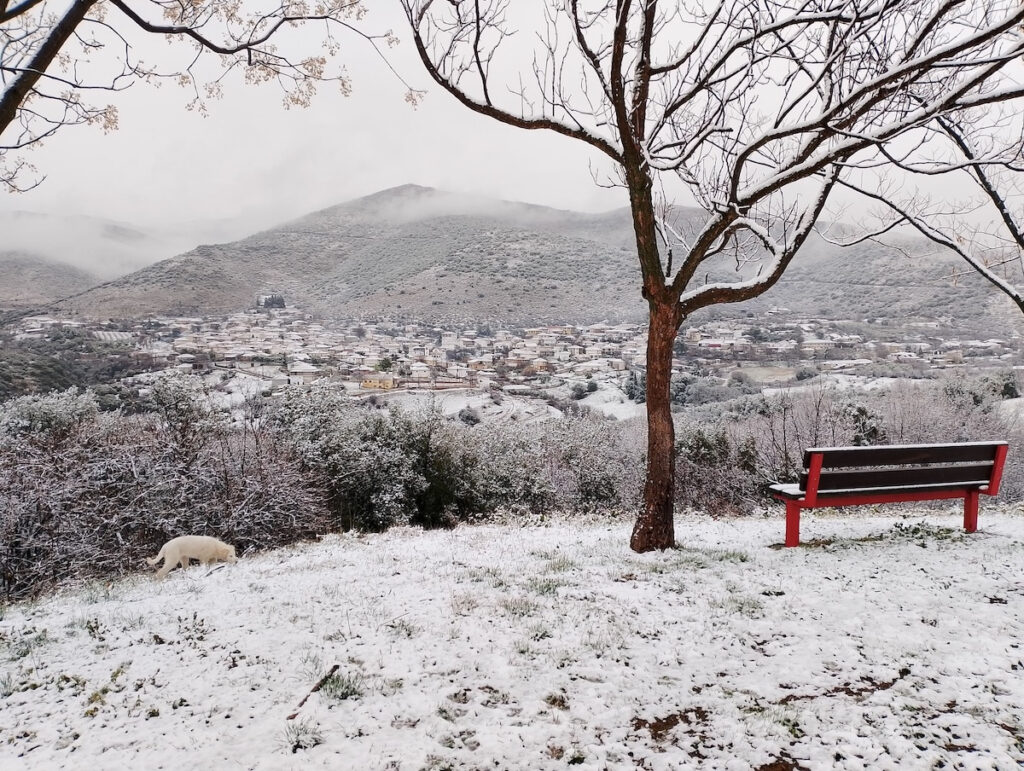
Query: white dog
[{"left": 147, "top": 535, "right": 237, "bottom": 579}]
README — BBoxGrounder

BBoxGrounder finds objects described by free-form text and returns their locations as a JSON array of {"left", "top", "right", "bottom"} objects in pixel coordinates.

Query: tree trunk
[
  {"left": 630, "top": 299, "right": 680, "bottom": 552},
  {"left": 0, "top": 0, "right": 98, "bottom": 138}
]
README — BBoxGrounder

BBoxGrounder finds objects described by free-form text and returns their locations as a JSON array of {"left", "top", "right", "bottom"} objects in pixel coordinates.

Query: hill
[
  {"left": 47, "top": 185, "right": 1024, "bottom": 329},
  {"left": 737, "top": 233, "right": 1022, "bottom": 333},
  {"left": 0, "top": 252, "right": 99, "bottom": 311},
  {"left": 56, "top": 185, "right": 645, "bottom": 324}
]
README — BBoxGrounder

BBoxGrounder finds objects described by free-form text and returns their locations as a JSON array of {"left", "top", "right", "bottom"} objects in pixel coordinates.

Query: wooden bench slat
[
  {"left": 814, "top": 482, "right": 990, "bottom": 497},
  {"left": 800, "top": 463, "right": 995, "bottom": 492},
  {"left": 802, "top": 443, "right": 1002, "bottom": 469}
]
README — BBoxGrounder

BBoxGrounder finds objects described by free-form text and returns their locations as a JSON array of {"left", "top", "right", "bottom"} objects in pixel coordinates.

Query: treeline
[{"left": 1, "top": 371, "right": 1019, "bottom": 600}]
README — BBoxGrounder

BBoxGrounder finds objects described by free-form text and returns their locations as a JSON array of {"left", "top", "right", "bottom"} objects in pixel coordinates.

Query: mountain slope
[
  {"left": 53, "top": 185, "right": 1024, "bottom": 329},
  {"left": 0, "top": 252, "right": 99, "bottom": 311},
  {"left": 58, "top": 185, "right": 646, "bottom": 324},
  {"left": 736, "top": 233, "right": 1022, "bottom": 333}
]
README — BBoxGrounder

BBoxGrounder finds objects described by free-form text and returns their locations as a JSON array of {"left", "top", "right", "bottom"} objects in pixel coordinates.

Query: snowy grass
[{"left": 1, "top": 509, "right": 1023, "bottom": 769}]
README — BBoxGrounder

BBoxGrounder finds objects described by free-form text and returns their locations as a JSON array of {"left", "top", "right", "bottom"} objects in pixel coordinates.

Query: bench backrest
[{"left": 799, "top": 441, "right": 1008, "bottom": 503}]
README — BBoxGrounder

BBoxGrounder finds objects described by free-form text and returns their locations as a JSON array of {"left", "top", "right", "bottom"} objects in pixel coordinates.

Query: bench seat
[
  {"left": 769, "top": 480, "right": 992, "bottom": 500},
  {"left": 770, "top": 441, "right": 1008, "bottom": 546}
]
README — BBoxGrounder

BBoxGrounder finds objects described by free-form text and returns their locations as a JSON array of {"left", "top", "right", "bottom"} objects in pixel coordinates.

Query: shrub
[
  {"left": 7, "top": 369, "right": 1016, "bottom": 600},
  {"left": 671, "top": 373, "right": 1024, "bottom": 515},
  {"left": 794, "top": 366, "right": 818, "bottom": 381},
  {"left": 270, "top": 387, "right": 488, "bottom": 531},
  {"left": 670, "top": 375, "right": 750, "bottom": 407},
  {"left": 543, "top": 414, "right": 644, "bottom": 513},
  {"left": 0, "top": 378, "right": 326, "bottom": 601},
  {"left": 623, "top": 371, "right": 646, "bottom": 403},
  {"left": 674, "top": 425, "right": 761, "bottom": 515},
  {"left": 473, "top": 423, "right": 555, "bottom": 516},
  {"left": 457, "top": 406, "right": 481, "bottom": 425}
]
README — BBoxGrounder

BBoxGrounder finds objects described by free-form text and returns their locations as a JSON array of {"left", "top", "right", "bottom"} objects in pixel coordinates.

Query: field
[{"left": 2, "top": 510, "right": 1023, "bottom": 770}]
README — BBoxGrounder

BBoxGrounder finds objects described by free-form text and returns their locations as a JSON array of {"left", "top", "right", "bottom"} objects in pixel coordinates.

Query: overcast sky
[{"left": 0, "top": 3, "right": 627, "bottom": 239}]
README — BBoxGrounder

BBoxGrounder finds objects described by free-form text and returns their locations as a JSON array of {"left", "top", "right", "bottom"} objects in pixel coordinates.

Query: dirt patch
[
  {"left": 756, "top": 752, "right": 810, "bottom": 771},
  {"left": 778, "top": 668, "right": 911, "bottom": 705},
  {"left": 631, "top": 706, "right": 709, "bottom": 743},
  {"left": 943, "top": 743, "right": 977, "bottom": 752},
  {"left": 769, "top": 534, "right": 886, "bottom": 550}
]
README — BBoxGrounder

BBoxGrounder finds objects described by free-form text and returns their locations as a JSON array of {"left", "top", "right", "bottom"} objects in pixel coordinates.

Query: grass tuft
[
  {"left": 320, "top": 671, "right": 365, "bottom": 702},
  {"left": 281, "top": 717, "right": 323, "bottom": 753}
]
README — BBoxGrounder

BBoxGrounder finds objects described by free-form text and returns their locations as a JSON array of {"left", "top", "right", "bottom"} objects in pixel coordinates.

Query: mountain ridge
[{"left": 2, "top": 185, "right": 1017, "bottom": 330}]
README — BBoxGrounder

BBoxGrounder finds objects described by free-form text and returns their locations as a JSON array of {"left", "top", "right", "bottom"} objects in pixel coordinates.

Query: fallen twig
[{"left": 286, "top": 664, "right": 339, "bottom": 720}]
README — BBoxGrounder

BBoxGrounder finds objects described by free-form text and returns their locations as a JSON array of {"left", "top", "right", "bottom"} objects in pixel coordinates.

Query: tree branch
[
  {"left": 402, "top": 1, "right": 623, "bottom": 162},
  {"left": 0, "top": 0, "right": 98, "bottom": 139},
  {"left": 108, "top": 0, "right": 337, "bottom": 57},
  {"left": 0, "top": 0, "right": 45, "bottom": 24}
]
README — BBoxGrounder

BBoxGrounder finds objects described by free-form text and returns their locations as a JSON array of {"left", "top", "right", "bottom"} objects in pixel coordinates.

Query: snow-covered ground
[
  {"left": 368, "top": 388, "right": 556, "bottom": 425},
  {"left": 3, "top": 510, "right": 1023, "bottom": 770},
  {"left": 580, "top": 386, "right": 646, "bottom": 421},
  {"left": 763, "top": 374, "right": 901, "bottom": 398}
]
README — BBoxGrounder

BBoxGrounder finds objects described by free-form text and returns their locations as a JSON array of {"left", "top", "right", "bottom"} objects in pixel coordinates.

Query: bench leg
[
  {"left": 964, "top": 490, "right": 980, "bottom": 534},
  {"left": 785, "top": 501, "right": 801, "bottom": 547}
]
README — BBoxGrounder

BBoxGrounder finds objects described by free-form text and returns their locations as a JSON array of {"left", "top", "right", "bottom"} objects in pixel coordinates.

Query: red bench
[{"left": 769, "top": 441, "right": 1009, "bottom": 547}]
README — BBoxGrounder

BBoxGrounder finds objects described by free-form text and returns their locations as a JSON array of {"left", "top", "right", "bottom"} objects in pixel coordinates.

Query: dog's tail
[{"left": 146, "top": 545, "right": 166, "bottom": 566}]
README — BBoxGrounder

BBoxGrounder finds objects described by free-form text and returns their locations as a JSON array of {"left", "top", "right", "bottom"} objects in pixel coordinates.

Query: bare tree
[
  {"left": 820, "top": 108, "right": 1024, "bottom": 314},
  {"left": 400, "top": 0, "right": 1024, "bottom": 551},
  {"left": 1, "top": 0, "right": 409, "bottom": 191}
]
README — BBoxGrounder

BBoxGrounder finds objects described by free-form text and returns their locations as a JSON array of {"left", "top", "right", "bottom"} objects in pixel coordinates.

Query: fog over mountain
[
  {"left": 51, "top": 185, "right": 644, "bottom": 324},
  {"left": 1, "top": 211, "right": 171, "bottom": 280},
  {"left": 3, "top": 185, "right": 1021, "bottom": 330},
  {"left": 0, "top": 208, "right": 276, "bottom": 278}
]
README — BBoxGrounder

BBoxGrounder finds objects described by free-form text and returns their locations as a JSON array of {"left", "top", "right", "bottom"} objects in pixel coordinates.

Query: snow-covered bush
[
  {"left": 674, "top": 424, "right": 761, "bottom": 516},
  {"left": 0, "top": 382, "right": 326, "bottom": 600},
  {"left": 404, "top": 410, "right": 489, "bottom": 528},
  {"left": 473, "top": 422, "right": 555, "bottom": 516},
  {"left": 271, "top": 387, "right": 644, "bottom": 528},
  {"left": 541, "top": 414, "right": 642, "bottom": 513},
  {"left": 473, "top": 415, "right": 643, "bottom": 518},
  {"left": 0, "top": 387, "right": 98, "bottom": 447},
  {"left": 270, "top": 387, "right": 488, "bottom": 531},
  {"left": 4, "top": 370, "right": 1019, "bottom": 599}
]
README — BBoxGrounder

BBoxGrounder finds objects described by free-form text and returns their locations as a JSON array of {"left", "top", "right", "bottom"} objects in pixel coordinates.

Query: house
[
  {"left": 801, "top": 339, "right": 836, "bottom": 353},
  {"left": 468, "top": 354, "right": 494, "bottom": 371},
  {"left": 287, "top": 360, "right": 321, "bottom": 385},
  {"left": 360, "top": 371, "right": 396, "bottom": 390},
  {"left": 409, "top": 362, "right": 432, "bottom": 382},
  {"left": 447, "top": 363, "right": 470, "bottom": 379}
]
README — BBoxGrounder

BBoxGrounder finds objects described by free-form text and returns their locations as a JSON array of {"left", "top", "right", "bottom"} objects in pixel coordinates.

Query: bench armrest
[
  {"left": 987, "top": 443, "right": 1009, "bottom": 496},
  {"left": 769, "top": 483, "right": 803, "bottom": 500},
  {"left": 804, "top": 452, "right": 824, "bottom": 506}
]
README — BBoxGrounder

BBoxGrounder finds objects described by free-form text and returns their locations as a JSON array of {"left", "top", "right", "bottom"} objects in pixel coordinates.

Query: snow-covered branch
[{"left": 0, "top": 0, "right": 405, "bottom": 191}]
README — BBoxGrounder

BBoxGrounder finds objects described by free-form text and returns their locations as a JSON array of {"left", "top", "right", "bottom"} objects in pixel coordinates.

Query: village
[{"left": 9, "top": 299, "right": 1022, "bottom": 397}]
